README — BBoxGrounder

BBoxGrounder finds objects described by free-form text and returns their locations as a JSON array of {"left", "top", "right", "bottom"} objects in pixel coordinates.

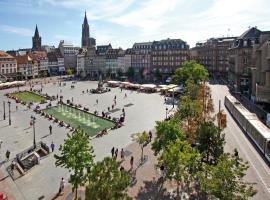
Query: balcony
[{"left": 256, "top": 84, "right": 270, "bottom": 103}]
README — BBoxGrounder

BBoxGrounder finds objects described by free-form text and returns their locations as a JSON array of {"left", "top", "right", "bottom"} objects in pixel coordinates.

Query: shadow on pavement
[{"left": 136, "top": 178, "right": 172, "bottom": 200}]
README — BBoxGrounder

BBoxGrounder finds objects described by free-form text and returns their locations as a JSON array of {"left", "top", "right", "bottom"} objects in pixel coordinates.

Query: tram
[{"left": 225, "top": 95, "right": 270, "bottom": 162}]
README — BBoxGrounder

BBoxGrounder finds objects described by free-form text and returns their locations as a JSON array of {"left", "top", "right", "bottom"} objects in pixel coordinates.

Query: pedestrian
[
  {"left": 0, "top": 140, "right": 2, "bottom": 149},
  {"left": 149, "top": 131, "right": 152, "bottom": 142},
  {"left": 121, "top": 88, "right": 123, "bottom": 92},
  {"left": 130, "top": 156, "right": 134, "bottom": 169},
  {"left": 57, "top": 94, "right": 58, "bottom": 99},
  {"left": 122, "top": 108, "right": 125, "bottom": 113},
  {"left": 96, "top": 99, "right": 98, "bottom": 104},
  {"left": 234, "top": 148, "right": 238, "bottom": 157},
  {"left": 112, "top": 105, "right": 114, "bottom": 110},
  {"left": 108, "top": 107, "right": 110, "bottom": 111},
  {"left": 125, "top": 93, "right": 127, "bottom": 98},
  {"left": 16, "top": 105, "right": 18, "bottom": 111},
  {"left": 72, "top": 97, "right": 73, "bottom": 102},
  {"left": 6, "top": 150, "right": 10, "bottom": 161},
  {"left": 121, "top": 148, "right": 124, "bottom": 160},
  {"left": 58, "top": 177, "right": 65, "bottom": 195},
  {"left": 115, "top": 148, "right": 118, "bottom": 158},
  {"left": 51, "top": 141, "right": 55, "bottom": 152},
  {"left": 49, "top": 125, "right": 52, "bottom": 135},
  {"left": 111, "top": 147, "right": 115, "bottom": 157},
  {"left": 114, "top": 95, "right": 116, "bottom": 100}
]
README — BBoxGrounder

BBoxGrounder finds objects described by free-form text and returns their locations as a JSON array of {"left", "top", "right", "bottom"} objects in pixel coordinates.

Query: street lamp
[
  {"left": 166, "top": 107, "right": 168, "bottom": 119},
  {"left": 172, "top": 88, "right": 175, "bottom": 108},
  {"left": 31, "top": 116, "right": 36, "bottom": 149},
  {"left": 8, "top": 101, "right": 11, "bottom": 126},
  {"left": 3, "top": 101, "right": 6, "bottom": 120}
]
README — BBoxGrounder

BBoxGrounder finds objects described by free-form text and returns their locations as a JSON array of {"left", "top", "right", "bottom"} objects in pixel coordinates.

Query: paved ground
[
  {"left": 0, "top": 80, "right": 170, "bottom": 200},
  {"left": 210, "top": 84, "right": 270, "bottom": 200}
]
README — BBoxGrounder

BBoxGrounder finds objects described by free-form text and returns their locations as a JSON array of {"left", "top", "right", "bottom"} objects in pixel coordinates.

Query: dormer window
[{"left": 243, "top": 40, "right": 247, "bottom": 47}]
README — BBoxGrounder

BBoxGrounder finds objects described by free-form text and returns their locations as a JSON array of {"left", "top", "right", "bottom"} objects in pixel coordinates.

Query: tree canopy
[
  {"left": 173, "top": 60, "right": 208, "bottom": 85},
  {"left": 85, "top": 157, "right": 131, "bottom": 200},
  {"left": 198, "top": 153, "right": 257, "bottom": 200},
  {"left": 55, "top": 128, "right": 95, "bottom": 199},
  {"left": 159, "top": 138, "right": 201, "bottom": 199},
  {"left": 196, "top": 121, "right": 225, "bottom": 164},
  {"left": 152, "top": 120, "right": 186, "bottom": 155}
]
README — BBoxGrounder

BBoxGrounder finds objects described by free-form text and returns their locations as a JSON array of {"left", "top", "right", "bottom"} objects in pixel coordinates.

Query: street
[{"left": 210, "top": 83, "right": 270, "bottom": 200}]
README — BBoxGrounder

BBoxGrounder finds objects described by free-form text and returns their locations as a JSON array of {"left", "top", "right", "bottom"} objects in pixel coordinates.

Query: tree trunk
[
  {"left": 176, "top": 181, "right": 181, "bottom": 200},
  {"left": 141, "top": 146, "right": 144, "bottom": 164},
  {"left": 75, "top": 186, "right": 78, "bottom": 200}
]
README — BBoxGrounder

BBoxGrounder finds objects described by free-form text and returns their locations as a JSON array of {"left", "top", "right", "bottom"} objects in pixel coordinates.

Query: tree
[
  {"left": 117, "top": 68, "right": 123, "bottom": 78},
  {"left": 66, "top": 68, "right": 74, "bottom": 75},
  {"left": 132, "top": 131, "right": 149, "bottom": 163},
  {"left": 54, "top": 128, "right": 95, "bottom": 199},
  {"left": 152, "top": 120, "right": 186, "bottom": 155},
  {"left": 198, "top": 153, "right": 257, "bottom": 200},
  {"left": 159, "top": 138, "right": 201, "bottom": 199},
  {"left": 173, "top": 60, "right": 208, "bottom": 85},
  {"left": 85, "top": 157, "right": 132, "bottom": 200},
  {"left": 127, "top": 67, "right": 135, "bottom": 80},
  {"left": 196, "top": 121, "right": 225, "bottom": 164},
  {"left": 154, "top": 68, "right": 162, "bottom": 82},
  {"left": 176, "top": 95, "right": 201, "bottom": 143}
]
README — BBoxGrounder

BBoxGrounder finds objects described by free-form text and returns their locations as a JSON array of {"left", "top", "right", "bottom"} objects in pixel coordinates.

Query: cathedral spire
[
  {"left": 34, "top": 24, "right": 39, "bottom": 37},
  {"left": 84, "top": 10, "right": 88, "bottom": 25}
]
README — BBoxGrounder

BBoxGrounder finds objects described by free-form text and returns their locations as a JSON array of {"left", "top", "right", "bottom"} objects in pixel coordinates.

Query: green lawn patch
[
  {"left": 10, "top": 91, "right": 46, "bottom": 103},
  {"left": 43, "top": 104, "right": 115, "bottom": 137}
]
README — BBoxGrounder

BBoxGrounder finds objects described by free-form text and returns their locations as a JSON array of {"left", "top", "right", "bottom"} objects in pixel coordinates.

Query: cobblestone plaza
[{"left": 0, "top": 80, "right": 169, "bottom": 200}]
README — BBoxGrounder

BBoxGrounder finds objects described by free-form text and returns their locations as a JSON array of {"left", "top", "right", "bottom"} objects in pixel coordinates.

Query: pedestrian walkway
[{"left": 53, "top": 131, "right": 174, "bottom": 200}]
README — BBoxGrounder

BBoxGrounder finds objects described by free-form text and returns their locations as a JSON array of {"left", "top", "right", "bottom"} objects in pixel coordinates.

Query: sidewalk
[{"left": 54, "top": 132, "right": 173, "bottom": 200}]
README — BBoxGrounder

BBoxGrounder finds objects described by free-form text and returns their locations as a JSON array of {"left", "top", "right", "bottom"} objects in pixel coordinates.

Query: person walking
[
  {"left": 49, "top": 125, "right": 52, "bottom": 135},
  {"left": 6, "top": 150, "right": 10, "bottom": 161},
  {"left": 111, "top": 147, "right": 115, "bottom": 157},
  {"left": 51, "top": 142, "right": 55, "bottom": 152},
  {"left": 130, "top": 156, "right": 134, "bottom": 169},
  {"left": 120, "top": 148, "right": 124, "bottom": 160},
  {"left": 148, "top": 131, "right": 152, "bottom": 142},
  {"left": 96, "top": 99, "right": 98, "bottom": 105},
  {"left": 58, "top": 177, "right": 65, "bottom": 195},
  {"left": 115, "top": 148, "right": 118, "bottom": 158}
]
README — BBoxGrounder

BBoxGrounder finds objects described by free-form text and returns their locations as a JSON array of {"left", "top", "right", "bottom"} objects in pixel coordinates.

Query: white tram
[{"left": 225, "top": 95, "right": 270, "bottom": 162}]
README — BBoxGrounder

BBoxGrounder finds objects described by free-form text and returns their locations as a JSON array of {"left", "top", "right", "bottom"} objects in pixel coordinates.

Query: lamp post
[
  {"left": 31, "top": 116, "right": 36, "bottom": 149},
  {"left": 172, "top": 88, "right": 175, "bottom": 108},
  {"left": 3, "top": 101, "right": 6, "bottom": 120},
  {"left": 8, "top": 101, "right": 11, "bottom": 126},
  {"left": 166, "top": 107, "right": 168, "bottom": 119}
]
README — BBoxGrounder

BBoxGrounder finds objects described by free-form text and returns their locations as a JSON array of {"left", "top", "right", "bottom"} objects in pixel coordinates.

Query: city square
[{"left": 0, "top": 79, "right": 170, "bottom": 199}]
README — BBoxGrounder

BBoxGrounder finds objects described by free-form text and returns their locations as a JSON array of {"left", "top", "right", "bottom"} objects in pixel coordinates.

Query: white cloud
[{"left": 0, "top": 24, "right": 33, "bottom": 37}]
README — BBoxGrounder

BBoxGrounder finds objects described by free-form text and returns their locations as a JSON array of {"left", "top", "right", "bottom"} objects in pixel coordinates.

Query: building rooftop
[
  {"left": 0, "top": 51, "right": 14, "bottom": 59},
  {"left": 15, "top": 55, "right": 32, "bottom": 64}
]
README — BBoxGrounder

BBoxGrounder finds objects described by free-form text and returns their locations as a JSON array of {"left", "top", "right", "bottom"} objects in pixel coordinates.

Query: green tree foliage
[
  {"left": 196, "top": 121, "right": 225, "bottom": 164},
  {"left": 85, "top": 157, "right": 132, "bottom": 200},
  {"left": 127, "top": 67, "right": 135, "bottom": 80},
  {"left": 54, "top": 128, "right": 95, "bottom": 199},
  {"left": 173, "top": 60, "right": 208, "bottom": 85},
  {"left": 132, "top": 131, "right": 149, "bottom": 163},
  {"left": 66, "top": 68, "right": 74, "bottom": 75},
  {"left": 159, "top": 138, "right": 201, "bottom": 199},
  {"left": 198, "top": 153, "right": 257, "bottom": 200},
  {"left": 176, "top": 95, "right": 201, "bottom": 143},
  {"left": 154, "top": 68, "right": 162, "bottom": 81},
  {"left": 152, "top": 120, "right": 186, "bottom": 155}
]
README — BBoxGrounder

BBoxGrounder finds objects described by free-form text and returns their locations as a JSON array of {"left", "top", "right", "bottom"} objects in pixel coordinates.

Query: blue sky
[{"left": 0, "top": 0, "right": 269, "bottom": 50}]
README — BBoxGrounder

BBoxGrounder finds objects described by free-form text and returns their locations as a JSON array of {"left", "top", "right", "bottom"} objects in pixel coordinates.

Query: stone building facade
[
  {"left": 0, "top": 51, "right": 17, "bottom": 80},
  {"left": 152, "top": 38, "right": 189, "bottom": 79},
  {"left": 191, "top": 37, "right": 236, "bottom": 78}
]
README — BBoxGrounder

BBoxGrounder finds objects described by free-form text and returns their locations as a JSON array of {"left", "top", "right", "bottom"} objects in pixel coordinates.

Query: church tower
[
  {"left": 32, "top": 25, "right": 42, "bottom": 50},
  {"left": 82, "top": 11, "right": 90, "bottom": 47}
]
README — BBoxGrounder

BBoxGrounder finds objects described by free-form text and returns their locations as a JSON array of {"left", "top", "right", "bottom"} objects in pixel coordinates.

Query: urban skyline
[{"left": 0, "top": 0, "right": 270, "bottom": 50}]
